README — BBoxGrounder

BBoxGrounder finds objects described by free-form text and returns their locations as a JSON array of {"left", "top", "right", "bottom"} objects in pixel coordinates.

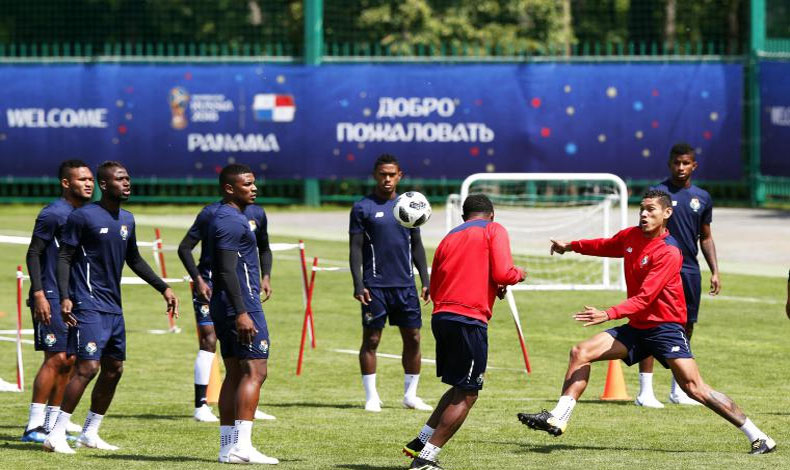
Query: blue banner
[
  {"left": 0, "top": 63, "right": 742, "bottom": 180},
  {"left": 760, "top": 61, "right": 790, "bottom": 177}
]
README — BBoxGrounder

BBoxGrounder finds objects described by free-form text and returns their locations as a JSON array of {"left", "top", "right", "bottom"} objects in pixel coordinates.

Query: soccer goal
[{"left": 448, "top": 173, "right": 629, "bottom": 291}]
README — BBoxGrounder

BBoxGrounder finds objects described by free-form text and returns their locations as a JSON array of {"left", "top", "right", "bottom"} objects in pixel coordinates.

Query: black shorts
[
  {"left": 210, "top": 307, "right": 270, "bottom": 360},
  {"left": 361, "top": 286, "right": 422, "bottom": 329},
  {"left": 680, "top": 270, "right": 701, "bottom": 323},
  {"left": 606, "top": 323, "right": 693, "bottom": 369},
  {"left": 431, "top": 314, "right": 487, "bottom": 391},
  {"left": 31, "top": 298, "right": 70, "bottom": 353}
]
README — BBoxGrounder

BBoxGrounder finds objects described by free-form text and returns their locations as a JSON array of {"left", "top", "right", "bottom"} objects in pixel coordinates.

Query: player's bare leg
[
  {"left": 667, "top": 322, "right": 701, "bottom": 405},
  {"left": 69, "top": 357, "right": 123, "bottom": 450},
  {"left": 359, "top": 327, "right": 383, "bottom": 411},
  {"left": 406, "top": 387, "right": 477, "bottom": 465},
  {"left": 217, "top": 357, "right": 241, "bottom": 462},
  {"left": 667, "top": 357, "right": 775, "bottom": 453},
  {"left": 227, "top": 358, "right": 277, "bottom": 464},
  {"left": 399, "top": 326, "right": 432, "bottom": 411},
  {"left": 194, "top": 324, "right": 219, "bottom": 422},
  {"left": 518, "top": 332, "right": 627, "bottom": 436},
  {"left": 636, "top": 356, "right": 664, "bottom": 408},
  {"left": 24, "top": 352, "right": 75, "bottom": 442}
]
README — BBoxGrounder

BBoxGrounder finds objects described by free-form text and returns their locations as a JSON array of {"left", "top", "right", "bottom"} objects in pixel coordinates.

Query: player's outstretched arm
[
  {"left": 489, "top": 224, "right": 525, "bottom": 285},
  {"left": 573, "top": 306, "right": 610, "bottom": 326},
  {"left": 349, "top": 232, "right": 371, "bottom": 305},
  {"left": 26, "top": 235, "right": 51, "bottom": 324},
  {"left": 699, "top": 223, "right": 721, "bottom": 295},
  {"left": 550, "top": 239, "right": 573, "bottom": 256},
  {"left": 410, "top": 229, "right": 430, "bottom": 302}
]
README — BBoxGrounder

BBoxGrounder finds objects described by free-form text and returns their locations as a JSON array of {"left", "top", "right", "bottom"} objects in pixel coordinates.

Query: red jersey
[
  {"left": 571, "top": 226, "right": 687, "bottom": 329},
  {"left": 430, "top": 219, "right": 524, "bottom": 324}
]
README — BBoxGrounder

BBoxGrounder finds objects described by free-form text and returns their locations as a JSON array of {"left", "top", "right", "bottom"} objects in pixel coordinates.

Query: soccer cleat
[
  {"left": 409, "top": 457, "right": 443, "bottom": 469},
  {"left": 194, "top": 404, "right": 220, "bottom": 422},
  {"left": 254, "top": 409, "right": 276, "bottom": 420},
  {"left": 364, "top": 397, "right": 383, "bottom": 412},
  {"left": 43, "top": 436, "right": 76, "bottom": 454},
  {"left": 635, "top": 395, "right": 665, "bottom": 408},
  {"left": 227, "top": 445, "right": 279, "bottom": 464},
  {"left": 749, "top": 437, "right": 776, "bottom": 455},
  {"left": 75, "top": 433, "right": 119, "bottom": 450},
  {"left": 66, "top": 421, "right": 84, "bottom": 434},
  {"left": 402, "top": 437, "right": 424, "bottom": 459},
  {"left": 669, "top": 391, "right": 702, "bottom": 406},
  {"left": 403, "top": 396, "right": 433, "bottom": 411},
  {"left": 21, "top": 426, "right": 48, "bottom": 443},
  {"left": 517, "top": 410, "right": 567, "bottom": 437}
]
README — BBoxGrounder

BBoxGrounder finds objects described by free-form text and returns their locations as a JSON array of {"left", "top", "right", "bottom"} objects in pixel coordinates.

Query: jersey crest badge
[
  {"left": 44, "top": 334, "right": 56, "bottom": 346},
  {"left": 120, "top": 225, "right": 129, "bottom": 240},
  {"left": 641, "top": 255, "right": 649, "bottom": 266},
  {"left": 375, "top": 211, "right": 384, "bottom": 218},
  {"left": 626, "top": 247, "right": 633, "bottom": 253},
  {"left": 248, "top": 220, "right": 257, "bottom": 232},
  {"left": 689, "top": 197, "right": 701, "bottom": 212},
  {"left": 199, "top": 304, "right": 210, "bottom": 317},
  {"left": 85, "top": 342, "right": 98, "bottom": 355},
  {"left": 259, "top": 339, "right": 269, "bottom": 354}
]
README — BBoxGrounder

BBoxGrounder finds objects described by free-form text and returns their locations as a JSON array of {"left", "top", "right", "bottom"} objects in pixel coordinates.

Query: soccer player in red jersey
[
  {"left": 517, "top": 190, "right": 775, "bottom": 454},
  {"left": 402, "top": 195, "right": 525, "bottom": 469}
]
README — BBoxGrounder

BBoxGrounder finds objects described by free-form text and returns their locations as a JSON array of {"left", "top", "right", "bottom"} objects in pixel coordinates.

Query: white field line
[
  {"left": 0, "top": 329, "right": 33, "bottom": 335},
  {"left": 0, "top": 336, "right": 34, "bottom": 345},
  {"left": 701, "top": 295, "right": 783, "bottom": 305},
  {"left": 330, "top": 348, "right": 524, "bottom": 372}
]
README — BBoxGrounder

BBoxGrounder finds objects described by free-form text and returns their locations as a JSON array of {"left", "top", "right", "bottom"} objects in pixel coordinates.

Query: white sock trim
[
  {"left": 550, "top": 395, "right": 576, "bottom": 423},
  {"left": 638, "top": 372, "right": 655, "bottom": 397},
  {"left": 362, "top": 374, "right": 378, "bottom": 402},
  {"left": 82, "top": 411, "right": 104, "bottom": 436},
  {"left": 26, "top": 402, "right": 46, "bottom": 431},
  {"left": 418, "top": 424, "right": 434, "bottom": 444},
  {"left": 418, "top": 442, "right": 441, "bottom": 461},
  {"left": 50, "top": 411, "right": 72, "bottom": 440},
  {"left": 234, "top": 420, "right": 253, "bottom": 449},
  {"left": 404, "top": 373, "right": 420, "bottom": 399},
  {"left": 195, "top": 350, "right": 215, "bottom": 385},
  {"left": 739, "top": 418, "right": 766, "bottom": 442}
]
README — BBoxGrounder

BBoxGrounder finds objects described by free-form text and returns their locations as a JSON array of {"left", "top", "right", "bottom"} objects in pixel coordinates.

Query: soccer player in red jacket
[
  {"left": 517, "top": 189, "right": 775, "bottom": 454},
  {"left": 402, "top": 194, "right": 525, "bottom": 470}
]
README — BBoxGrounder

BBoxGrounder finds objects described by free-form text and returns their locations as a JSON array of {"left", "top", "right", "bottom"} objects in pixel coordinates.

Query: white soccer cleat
[
  {"left": 227, "top": 445, "right": 279, "bottom": 464},
  {"left": 43, "top": 436, "right": 76, "bottom": 454},
  {"left": 76, "top": 433, "right": 119, "bottom": 450},
  {"left": 402, "top": 396, "right": 433, "bottom": 411},
  {"left": 634, "top": 395, "right": 665, "bottom": 408},
  {"left": 66, "top": 421, "right": 83, "bottom": 434},
  {"left": 254, "top": 409, "right": 276, "bottom": 420},
  {"left": 219, "top": 445, "right": 231, "bottom": 463},
  {"left": 194, "top": 404, "right": 220, "bottom": 422},
  {"left": 364, "top": 398, "right": 382, "bottom": 412},
  {"left": 669, "top": 391, "right": 702, "bottom": 406}
]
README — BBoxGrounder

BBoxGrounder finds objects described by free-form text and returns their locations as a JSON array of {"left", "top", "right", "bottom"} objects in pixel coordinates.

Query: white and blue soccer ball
[{"left": 393, "top": 191, "right": 432, "bottom": 228}]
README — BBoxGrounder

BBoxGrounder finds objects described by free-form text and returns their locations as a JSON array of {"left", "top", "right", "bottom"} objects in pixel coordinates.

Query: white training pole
[{"left": 505, "top": 288, "right": 531, "bottom": 374}]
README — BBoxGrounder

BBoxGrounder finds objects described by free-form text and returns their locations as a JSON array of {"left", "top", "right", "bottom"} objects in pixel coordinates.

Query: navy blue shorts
[
  {"left": 361, "top": 286, "right": 422, "bottom": 329},
  {"left": 431, "top": 315, "right": 488, "bottom": 391},
  {"left": 680, "top": 270, "right": 701, "bottom": 323},
  {"left": 31, "top": 298, "right": 70, "bottom": 353},
  {"left": 606, "top": 323, "right": 693, "bottom": 369},
  {"left": 193, "top": 296, "right": 214, "bottom": 326},
  {"left": 211, "top": 308, "right": 270, "bottom": 360},
  {"left": 68, "top": 310, "right": 126, "bottom": 361}
]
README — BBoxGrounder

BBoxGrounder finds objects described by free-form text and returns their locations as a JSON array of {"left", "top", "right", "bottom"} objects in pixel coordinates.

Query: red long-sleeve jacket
[
  {"left": 571, "top": 226, "right": 687, "bottom": 329},
  {"left": 430, "top": 219, "right": 524, "bottom": 324}
]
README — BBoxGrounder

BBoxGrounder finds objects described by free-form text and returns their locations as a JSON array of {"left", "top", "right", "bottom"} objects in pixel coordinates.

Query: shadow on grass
[
  {"left": 94, "top": 454, "right": 215, "bottom": 463},
  {"left": 109, "top": 413, "right": 184, "bottom": 420},
  {"left": 1, "top": 440, "right": 42, "bottom": 451},
  {"left": 336, "top": 465, "right": 399, "bottom": 470},
  {"left": 511, "top": 442, "right": 715, "bottom": 454},
  {"left": 266, "top": 402, "right": 358, "bottom": 410}
]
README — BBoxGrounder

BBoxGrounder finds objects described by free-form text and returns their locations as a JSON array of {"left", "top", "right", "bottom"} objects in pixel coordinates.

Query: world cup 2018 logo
[{"left": 169, "top": 87, "right": 190, "bottom": 130}]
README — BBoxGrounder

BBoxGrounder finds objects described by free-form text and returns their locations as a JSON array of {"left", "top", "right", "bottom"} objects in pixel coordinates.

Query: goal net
[{"left": 447, "top": 173, "right": 628, "bottom": 291}]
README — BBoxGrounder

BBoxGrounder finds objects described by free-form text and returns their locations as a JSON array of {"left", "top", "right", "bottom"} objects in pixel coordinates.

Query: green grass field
[{"left": 0, "top": 205, "right": 788, "bottom": 469}]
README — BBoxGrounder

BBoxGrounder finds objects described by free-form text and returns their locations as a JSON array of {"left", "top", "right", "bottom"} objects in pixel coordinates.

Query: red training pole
[
  {"left": 297, "top": 240, "right": 314, "bottom": 346},
  {"left": 16, "top": 265, "right": 24, "bottom": 391},
  {"left": 296, "top": 257, "right": 319, "bottom": 375},
  {"left": 307, "top": 257, "right": 317, "bottom": 348}
]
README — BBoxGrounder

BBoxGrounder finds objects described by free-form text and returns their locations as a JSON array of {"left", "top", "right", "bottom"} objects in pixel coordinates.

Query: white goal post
[{"left": 449, "top": 173, "right": 629, "bottom": 291}]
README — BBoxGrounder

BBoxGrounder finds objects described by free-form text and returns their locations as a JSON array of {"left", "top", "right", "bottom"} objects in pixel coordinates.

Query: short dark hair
[
  {"left": 642, "top": 189, "right": 672, "bottom": 209},
  {"left": 462, "top": 194, "right": 494, "bottom": 218},
  {"left": 373, "top": 153, "right": 399, "bottom": 172},
  {"left": 669, "top": 142, "right": 695, "bottom": 161},
  {"left": 219, "top": 163, "right": 254, "bottom": 188},
  {"left": 58, "top": 159, "right": 89, "bottom": 180},
  {"left": 96, "top": 160, "right": 125, "bottom": 182}
]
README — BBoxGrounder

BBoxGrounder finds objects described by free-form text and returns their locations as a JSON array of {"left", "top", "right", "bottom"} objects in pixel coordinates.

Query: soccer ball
[{"left": 393, "top": 191, "right": 432, "bottom": 228}]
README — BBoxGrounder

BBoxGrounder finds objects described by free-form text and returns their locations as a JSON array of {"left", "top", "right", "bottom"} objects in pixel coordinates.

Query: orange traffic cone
[
  {"left": 205, "top": 355, "right": 223, "bottom": 405},
  {"left": 599, "top": 360, "right": 631, "bottom": 401}
]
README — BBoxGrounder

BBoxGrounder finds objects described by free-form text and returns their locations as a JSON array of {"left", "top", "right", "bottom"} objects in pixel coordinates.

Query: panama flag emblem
[{"left": 253, "top": 94, "right": 295, "bottom": 122}]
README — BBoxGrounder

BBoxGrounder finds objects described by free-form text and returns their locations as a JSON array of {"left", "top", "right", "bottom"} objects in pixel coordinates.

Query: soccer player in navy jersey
[
  {"left": 349, "top": 154, "right": 431, "bottom": 412},
  {"left": 22, "top": 160, "right": 93, "bottom": 443},
  {"left": 207, "top": 164, "right": 277, "bottom": 464},
  {"left": 403, "top": 195, "right": 525, "bottom": 470},
  {"left": 43, "top": 161, "right": 179, "bottom": 454},
  {"left": 517, "top": 190, "right": 775, "bottom": 455},
  {"left": 178, "top": 197, "right": 275, "bottom": 423},
  {"left": 636, "top": 143, "right": 721, "bottom": 408}
]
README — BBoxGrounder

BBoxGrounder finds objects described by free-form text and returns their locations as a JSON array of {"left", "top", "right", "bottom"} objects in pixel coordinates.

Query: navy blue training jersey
[
  {"left": 30, "top": 198, "right": 74, "bottom": 300},
  {"left": 349, "top": 194, "right": 417, "bottom": 288},
  {"left": 60, "top": 202, "right": 138, "bottom": 314},
  {"left": 208, "top": 203, "right": 264, "bottom": 316},
  {"left": 187, "top": 201, "right": 267, "bottom": 287},
  {"left": 651, "top": 179, "right": 713, "bottom": 272}
]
